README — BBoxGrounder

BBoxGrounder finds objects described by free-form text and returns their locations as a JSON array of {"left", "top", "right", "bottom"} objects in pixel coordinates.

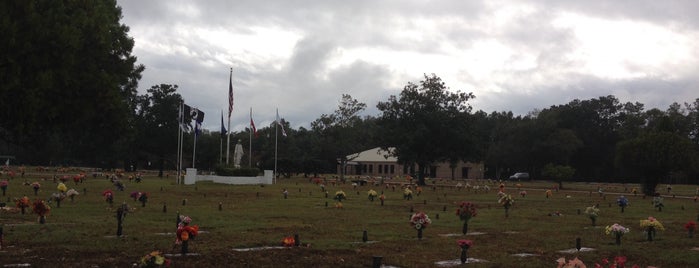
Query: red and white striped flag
[{"left": 276, "top": 109, "right": 287, "bottom": 137}]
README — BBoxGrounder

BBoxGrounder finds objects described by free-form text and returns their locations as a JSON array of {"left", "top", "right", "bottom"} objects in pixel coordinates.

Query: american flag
[{"left": 228, "top": 69, "right": 234, "bottom": 118}]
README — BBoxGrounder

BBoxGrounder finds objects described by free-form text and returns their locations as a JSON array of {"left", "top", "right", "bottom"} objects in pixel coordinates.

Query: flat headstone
[
  {"left": 435, "top": 258, "right": 488, "bottom": 266},
  {"left": 438, "top": 232, "right": 486, "bottom": 237},
  {"left": 232, "top": 246, "right": 286, "bottom": 251},
  {"left": 163, "top": 253, "right": 201, "bottom": 257},
  {"left": 511, "top": 253, "right": 539, "bottom": 257},
  {"left": 3, "top": 264, "right": 32, "bottom": 267},
  {"left": 438, "top": 233, "right": 461, "bottom": 237},
  {"left": 350, "top": 241, "right": 380, "bottom": 244},
  {"left": 557, "top": 247, "right": 595, "bottom": 254}
]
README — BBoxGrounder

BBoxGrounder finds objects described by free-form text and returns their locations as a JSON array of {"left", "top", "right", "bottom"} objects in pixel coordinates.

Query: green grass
[{"left": 1, "top": 174, "right": 698, "bottom": 267}]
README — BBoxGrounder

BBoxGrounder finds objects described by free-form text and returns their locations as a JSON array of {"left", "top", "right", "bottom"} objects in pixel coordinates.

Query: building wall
[{"left": 338, "top": 161, "right": 483, "bottom": 180}]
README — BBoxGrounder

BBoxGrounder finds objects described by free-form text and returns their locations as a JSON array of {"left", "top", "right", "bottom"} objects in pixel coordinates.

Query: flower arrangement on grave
[
  {"left": 176, "top": 215, "right": 199, "bottom": 254},
  {"left": 640, "top": 216, "right": 664, "bottom": 241},
  {"left": 130, "top": 191, "right": 141, "bottom": 201},
  {"left": 66, "top": 188, "right": 79, "bottom": 202},
  {"left": 367, "top": 189, "right": 378, "bottom": 201},
  {"left": 15, "top": 196, "right": 30, "bottom": 214},
  {"left": 138, "top": 250, "right": 171, "bottom": 267},
  {"left": 616, "top": 195, "right": 629, "bottom": 212},
  {"left": 584, "top": 205, "right": 600, "bottom": 226},
  {"left": 456, "top": 202, "right": 477, "bottom": 234},
  {"left": 138, "top": 192, "right": 149, "bottom": 207},
  {"left": 545, "top": 189, "right": 552, "bottom": 198},
  {"left": 51, "top": 192, "right": 66, "bottom": 207},
  {"left": 409, "top": 211, "right": 432, "bottom": 239},
  {"left": 497, "top": 193, "right": 514, "bottom": 217},
  {"left": 555, "top": 257, "right": 585, "bottom": 268},
  {"left": 519, "top": 190, "right": 527, "bottom": 197},
  {"left": 457, "top": 239, "right": 473, "bottom": 264},
  {"left": 652, "top": 195, "right": 664, "bottom": 211},
  {"left": 56, "top": 182, "right": 67, "bottom": 193},
  {"left": 595, "top": 256, "right": 647, "bottom": 268},
  {"left": 557, "top": 256, "right": 643, "bottom": 268},
  {"left": 685, "top": 221, "right": 696, "bottom": 238},
  {"left": 403, "top": 188, "right": 413, "bottom": 200},
  {"left": 72, "top": 174, "right": 82, "bottom": 185},
  {"left": 102, "top": 189, "right": 114, "bottom": 204},
  {"left": 282, "top": 236, "right": 295, "bottom": 247},
  {"left": 605, "top": 223, "right": 629, "bottom": 245},
  {"left": 31, "top": 182, "right": 40, "bottom": 195},
  {"left": 334, "top": 190, "right": 346, "bottom": 202},
  {"left": 0, "top": 180, "right": 8, "bottom": 196},
  {"left": 32, "top": 199, "right": 50, "bottom": 224}
]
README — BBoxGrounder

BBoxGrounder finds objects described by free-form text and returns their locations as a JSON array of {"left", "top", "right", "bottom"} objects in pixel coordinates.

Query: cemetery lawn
[{"left": 1, "top": 172, "right": 699, "bottom": 267}]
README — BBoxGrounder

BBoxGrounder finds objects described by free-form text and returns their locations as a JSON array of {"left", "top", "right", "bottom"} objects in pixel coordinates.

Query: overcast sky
[{"left": 117, "top": 0, "right": 699, "bottom": 132}]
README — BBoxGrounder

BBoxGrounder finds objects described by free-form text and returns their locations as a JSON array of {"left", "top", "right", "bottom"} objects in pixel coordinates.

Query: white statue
[{"left": 233, "top": 139, "right": 244, "bottom": 168}]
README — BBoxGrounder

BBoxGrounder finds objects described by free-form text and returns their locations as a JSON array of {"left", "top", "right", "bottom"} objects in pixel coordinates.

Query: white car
[{"left": 508, "top": 172, "right": 530, "bottom": 181}]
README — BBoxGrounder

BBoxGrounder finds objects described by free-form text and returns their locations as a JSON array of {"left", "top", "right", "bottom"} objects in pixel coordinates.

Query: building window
[
  {"left": 369, "top": 165, "right": 373, "bottom": 173},
  {"left": 378, "top": 164, "right": 383, "bottom": 174},
  {"left": 390, "top": 165, "right": 395, "bottom": 174}
]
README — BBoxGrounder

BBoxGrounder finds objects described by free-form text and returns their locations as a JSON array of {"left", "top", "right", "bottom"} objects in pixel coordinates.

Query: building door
[
  {"left": 429, "top": 166, "right": 437, "bottom": 178},
  {"left": 461, "top": 167, "right": 470, "bottom": 179}
]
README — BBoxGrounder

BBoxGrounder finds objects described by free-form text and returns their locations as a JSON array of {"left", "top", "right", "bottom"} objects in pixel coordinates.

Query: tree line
[{"left": 1, "top": 1, "right": 697, "bottom": 194}]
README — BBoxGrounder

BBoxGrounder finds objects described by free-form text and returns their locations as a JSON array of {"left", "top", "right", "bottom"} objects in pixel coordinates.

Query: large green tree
[
  {"left": 312, "top": 94, "right": 373, "bottom": 181},
  {"left": 134, "top": 84, "right": 185, "bottom": 176},
  {"left": 377, "top": 74, "right": 476, "bottom": 185},
  {"left": 0, "top": 0, "right": 144, "bottom": 165},
  {"left": 616, "top": 131, "right": 696, "bottom": 195}
]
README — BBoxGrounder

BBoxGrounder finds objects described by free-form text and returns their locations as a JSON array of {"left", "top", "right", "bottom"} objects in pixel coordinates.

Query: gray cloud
[{"left": 117, "top": 0, "right": 699, "bottom": 132}]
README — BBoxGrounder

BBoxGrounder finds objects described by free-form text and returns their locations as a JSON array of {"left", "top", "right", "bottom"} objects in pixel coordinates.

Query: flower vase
[
  {"left": 417, "top": 228, "right": 423, "bottom": 240},
  {"left": 1, "top": 188, "right": 5, "bottom": 196},
  {"left": 621, "top": 206, "right": 624, "bottom": 213},
  {"left": 460, "top": 247, "right": 468, "bottom": 264},
  {"left": 591, "top": 217, "right": 596, "bottom": 226},
  {"left": 181, "top": 240, "right": 189, "bottom": 255},
  {"left": 33, "top": 188, "right": 38, "bottom": 196},
  {"left": 70, "top": 195, "right": 74, "bottom": 202},
  {"left": 20, "top": 206, "right": 25, "bottom": 214},
  {"left": 39, "top": 215, "right": 45, "bottom": 224},
  {"left": 615, "top": 233, "right": 621, "bottom": 245},
  {"left": 462, "top": 222, "right": 468, "bottom": 235},
  {"left": 647, "top": 226, "right": 655, "bottom": 241},
  {"left": 504, "top": 207, "right": 509, "bottom": 218},
  {"left": 689, "top": 229, "right": 694, "bottom": 238}
]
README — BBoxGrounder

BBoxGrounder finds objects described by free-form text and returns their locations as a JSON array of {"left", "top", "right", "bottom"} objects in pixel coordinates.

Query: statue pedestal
[{"left": 185, "top": 168, "right": 197, "bottom": 185}]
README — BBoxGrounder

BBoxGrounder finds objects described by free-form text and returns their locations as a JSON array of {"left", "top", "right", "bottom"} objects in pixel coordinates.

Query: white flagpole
[
  {"left": 220, "top": 111, "right": 223, "bottom": 164},
  {"left": 192, "top": 127, "right": 197, "bottom": 168},
  {"left": 226, "top": 68, "right": 232, "bottom": 165},
  {"left": 249, "top": 107, "right": 252, "bottom": 167},
  {"left": 177, "top": 102, "right": 183, "bottom": 184},
  {"left": 182, "top": 124, "right": 184, "bottom": 184},
  {"left": 274, "top": 108, "right": 278, "bottom": 184}
]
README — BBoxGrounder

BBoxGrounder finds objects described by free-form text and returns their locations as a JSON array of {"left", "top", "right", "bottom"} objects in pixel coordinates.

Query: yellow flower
[{"left": 57, "top": 183, "right": 67, "bottom": 192}]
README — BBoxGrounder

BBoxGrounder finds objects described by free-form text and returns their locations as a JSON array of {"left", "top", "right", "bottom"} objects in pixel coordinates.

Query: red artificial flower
[
  {"left": 457, "top": 239, "right": 473, "bottom": 248},
  {"left": 282, "top": 236, "right": 295, "bottom": 247}
]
